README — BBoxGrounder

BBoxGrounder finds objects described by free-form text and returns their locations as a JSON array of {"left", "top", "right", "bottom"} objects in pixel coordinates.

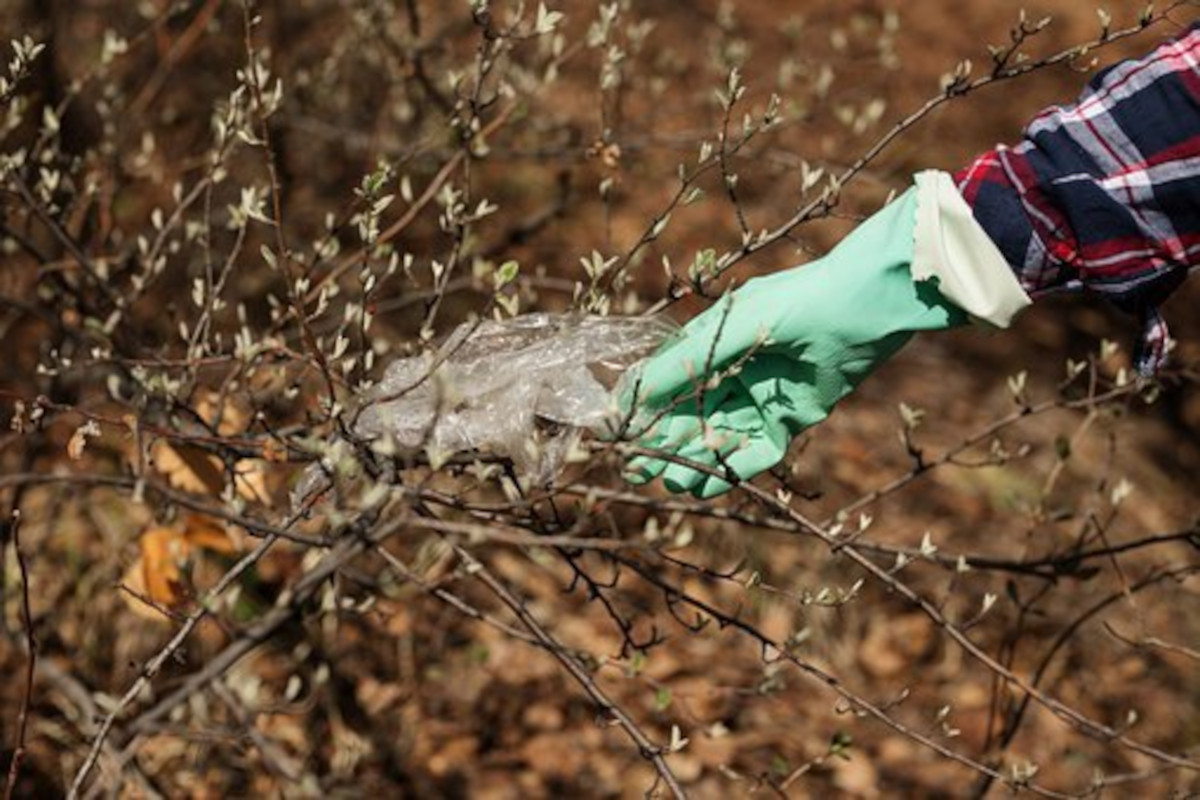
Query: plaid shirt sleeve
[{"left": 954, "top": 23, "right": 1200, "bottom": 374}]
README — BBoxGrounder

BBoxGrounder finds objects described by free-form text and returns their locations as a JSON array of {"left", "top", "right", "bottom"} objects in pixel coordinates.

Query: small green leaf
[
  {"left": 830, "top": 730, "right": 853, "bottom": 758},
  {"left": 495, "top": 259, "right": 519, "bottom": 288},
  {"left": 468, "top": 643, "right": 490, "bottom": 665},
  {"left": 1054, "top": 435, "right": 1071, "bottom": 461},
  {"left": 687, "top": 248, "right": 716, "bottom": 281}
]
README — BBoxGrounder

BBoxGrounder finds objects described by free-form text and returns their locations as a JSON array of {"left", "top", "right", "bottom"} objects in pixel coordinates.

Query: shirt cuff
[{"left": 911, "top": 169, "right": 1031, "bottom": 328}]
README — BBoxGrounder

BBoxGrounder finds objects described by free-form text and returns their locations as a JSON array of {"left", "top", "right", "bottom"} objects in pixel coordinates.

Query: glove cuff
[{"left": 911, "top": 170, "right": 1031, "bottom": 328}]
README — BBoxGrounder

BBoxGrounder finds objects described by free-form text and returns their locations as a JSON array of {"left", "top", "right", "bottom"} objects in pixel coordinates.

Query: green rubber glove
[{"left": 622, "top": 187, "right": 969, "bottom": 498}]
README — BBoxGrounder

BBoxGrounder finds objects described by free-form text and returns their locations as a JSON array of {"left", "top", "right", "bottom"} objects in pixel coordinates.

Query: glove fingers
[
  {"left": 623, "top": 404, "right": 705, "bottom": 485},
  {"left": 693, "top": 391, "right": 790, "bottom": 498},
  {"left": 647, "top": 388, "right": 752, "bottom": 494},
  {"left": 623, "top": 454, "right": 664, "bottom": 484},
  {"left": 662, "top": 459, "right": 709, "bottom": 494},
  {"left": 636, "top": 293, "right": 763, "bottom": 403},
  {"left": 621, "top": 417, "right": 670, "bottom": 484},
  {"left": 626, "top": 360, "right": 814, "bottom": 498},
  {"left": 660, "top": 420, "right": 720, "bottom": 494},
  {"left": 695, "top": 424, "right": 790, "bottom": 498},
  {"left": 657, "top": 382, "right": 778, "bottom": 499}
]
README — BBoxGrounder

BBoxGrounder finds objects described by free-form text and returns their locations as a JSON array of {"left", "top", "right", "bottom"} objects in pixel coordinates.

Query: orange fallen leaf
[
  {"left": 151, "top": 438, "right": 273, "bottom": 505},
  {"left": 151, "top": 438, "right": 225, "bottom": 495},
  {"left": 261, "top": 437, "right": 289, "bottom": 463},
  {"left": 122, "top": 526, "right": 190, "bottom": 619},
  {"left": 180, "top": 513, "right": 237, "bottom": 554},
  {"left": 121, "top": 518, "right": 238, "bottom": 621},
  {"left": 195, "top": 389, "right": 250, "bottom": 436},
  {"left": 147, "top": 390, "right": 272, "bottom": 503},
  {"left": 233, "top": 458, "right": 270, "bottom": 504}
]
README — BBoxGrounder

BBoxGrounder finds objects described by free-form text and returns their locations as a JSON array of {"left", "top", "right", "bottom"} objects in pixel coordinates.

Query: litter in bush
[{"left": 292, "top": 313, "right": 674, "bottom": 508}]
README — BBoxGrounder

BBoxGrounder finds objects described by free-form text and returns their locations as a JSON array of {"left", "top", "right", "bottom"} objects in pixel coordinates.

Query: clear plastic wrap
[{"left": 293, "top": 313, "right": 675, "bottom": 507}]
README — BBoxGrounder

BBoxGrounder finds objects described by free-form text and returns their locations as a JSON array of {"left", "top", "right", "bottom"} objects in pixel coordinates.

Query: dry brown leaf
[
  {"left": 67, "top": 429, "right": 88, "bottom": 461},
  {"left": 356, "top": 676, "right": 405, "bottom": 716},
  {"left": 146, "top": 390, "right": 274, "bottom": 504},
  {"left": 831, "top": 753, "right": 880, "bottom": 798},
  {"left": 119, "top": 562, "right": 164, "bottom": 622},
  {"left": 521, "top": 703, "right": 564, "bottom": 731},
  {"left": 195, "top": 389, "right": 250, "bottom": 436},
  {"left": 428, "top": 735, "right": 479, "bottom": 778},
  {"left": 181, "top": 513, "right": 237, "bottom": 554},
  {"left": 122, "top": 526, "right": 190, "bottom": 619},
  {"left": 518, "top": 732, "right": 585, "bottom": 780},
  {"left": 670, "top": 754, "right": 704, "bottom": 784},
  {"left": 691, "top": 727, "right": 739, "bottom": 769},
  {"left": 67, "top": 420, "right": 99, "bottom": 461},
  {"left": 121, "top": 518, "right": 238, "bottom": 621},
  {"left": 150, "top": 439, "right": 273, "bottom": 507},
  {"left": 261, "top": 437, "right": 289, "bottom": 463},
  {"left": 233, "top": 458, "right": 271, "bottom": 503},
  {"left": 857, "top": 614, "right": 934, "bottom": 680},
  {"left": 151, "top": 438, "right": 225, "bottom": 495}
]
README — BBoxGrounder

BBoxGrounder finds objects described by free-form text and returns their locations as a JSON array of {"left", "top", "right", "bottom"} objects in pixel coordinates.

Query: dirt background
[{"left": 1, "top": 0, "right": 1199, "bottom": 798}]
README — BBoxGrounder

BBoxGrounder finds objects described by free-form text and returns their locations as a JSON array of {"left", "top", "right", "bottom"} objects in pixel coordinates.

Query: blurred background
[{"left": 1, "top": 1, "right": 1198, "bottom": 796}]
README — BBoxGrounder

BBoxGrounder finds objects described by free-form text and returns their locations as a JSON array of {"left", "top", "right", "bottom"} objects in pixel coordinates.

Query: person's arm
[
  {"left": 622, "top": 24, "right": 1200, "bottom": 499},
  {"left": 957, "top": 21, "right": 1200, "bottom": 374}
]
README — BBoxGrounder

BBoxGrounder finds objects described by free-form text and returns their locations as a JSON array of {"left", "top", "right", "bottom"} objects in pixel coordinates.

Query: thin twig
[
  {"left": 453, "top": 545, "right": 688, "bottom": 799},
  {"left": 610, "top": 553, "right": 1070, "bottom": 798},
  {"left": 3, "top": 510, "right": 34, "bottom": 800},
  {"left": 67, "top": 531, "right": 285, "bottom": 797}
]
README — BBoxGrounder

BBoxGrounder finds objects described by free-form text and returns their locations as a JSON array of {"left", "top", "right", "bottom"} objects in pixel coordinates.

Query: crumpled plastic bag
[{"left": 292, "top": 313, "right": 674, "bottom": 508}]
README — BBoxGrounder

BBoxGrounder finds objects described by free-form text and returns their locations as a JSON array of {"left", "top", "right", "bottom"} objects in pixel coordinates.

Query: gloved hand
[{"left": 621, "top": 187, "right": 971, "bottom": 498}]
